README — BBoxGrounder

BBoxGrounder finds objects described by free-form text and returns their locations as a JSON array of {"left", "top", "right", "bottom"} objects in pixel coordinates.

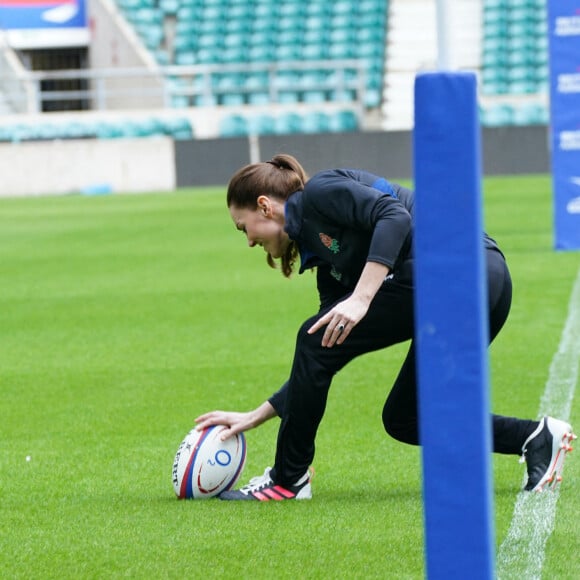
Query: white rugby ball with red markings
[{"left": 172, "top": 425, "right": 246, "bottom": 499}]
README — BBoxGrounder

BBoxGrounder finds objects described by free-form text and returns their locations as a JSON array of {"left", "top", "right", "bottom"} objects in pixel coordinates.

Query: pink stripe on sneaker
[
  {"left": 262, "top": 488, "right": 284, "bottom": 500},
  {"left": 273, "top": 485, "right": 295, "bottom": 499},
  {"left": 252, "top": 491, "right": 269, "bottom": 501}
]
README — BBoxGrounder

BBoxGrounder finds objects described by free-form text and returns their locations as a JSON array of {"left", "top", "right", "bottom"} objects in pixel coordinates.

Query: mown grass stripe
[{"left": 496, "top": 265, "right": 580, "bottom": 579}]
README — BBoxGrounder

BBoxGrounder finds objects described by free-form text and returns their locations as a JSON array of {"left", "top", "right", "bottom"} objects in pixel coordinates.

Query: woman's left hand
[
  {"left": 307, "top": 294, "right": 370, "bottom": 348},
  {"left": 307, "top": 261, "right": 391, "bottom": 347}
]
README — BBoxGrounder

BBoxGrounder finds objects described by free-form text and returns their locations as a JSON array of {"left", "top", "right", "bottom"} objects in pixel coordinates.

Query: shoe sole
[{"left": 532, "top": 418, "right": 576, "bottom": 493}]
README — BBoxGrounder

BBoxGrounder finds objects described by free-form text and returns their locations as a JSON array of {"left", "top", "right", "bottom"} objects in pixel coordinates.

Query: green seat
[
  {"left": 174, "top": 51, "right": 196, "bottom": 65},
  {"left": 511, "top": 103, "right": 548, "bottom": 125},
  {"left": 481, "top": 80, "right": 508, "bottom": 95},
  {"left": 248, "top": 45, "right": 276, "bottom": 61},
  {"left": 220, "top": 93, "right": 246, "bottom": 106},
  {"left": 358, "top": 0, "right": 388, "bottom": 13},
  {"left": 95, "top": 122, "right": 125, "bottom": 139},
  {"left": 302, "top": 44, "right": 329, "bottom": 60},
  {"left": 507, "top": 80, "right": 538, "bottom": 94},
  {"left": 223, "top": 33, "right": 248, "bottom": 49},
  {"left": 482, "top": 49, "right": 508, "bottom": 68},
  {"left": 332, "top": 1, "right": 356, "bottom": 16},
  {"left": 176, "top": 6, "right": 197, "bottom": 20},
  {"left": 197, "top": 33, "right": 222, "bottom": 49},
  {"left": 484, "top": 0, "right": 508, "bottom": 8},
  {"left": 219, "top": 115, "right": 248, "bottom": 138},
  {"left": 356, "top": 42, "right": 383, "bottom": 59},
  {"left": 196, "top": 47, "right": 222, "bottom": 64},
  {"left": 302, "top": 90, "right": 327, "bottom": 103},
  {"left": 221, "top": 47, "right": 248, "bottom": 63},
  {"left": 330, "top": 89, "right": 356, "bottom": 103},
  {"left": 305, "top": 3, "right": 330, "bottom": 17},
  {"left": 227, "top": 5, "right": 252, "bottom": 20},
  {"left": 507, "top": 48, "right": 536, "bottom": 66},
  {"left": 481, "top": 104, "right": 513, "bottom": 127},
  {"left": 356, "top": 28, "right": 385, "bottom": 43},
  {"left": 278, "top": 90, "right": 301, "bottom": 104},
  {"left": 304, "top": 15, "right": 328, "bottom": 31},
  {"left": 507, "top": 21, "right": 536, "bottom": 37},
  {"left": 279, "top": 3, "right": 305, "bottom": 17},
  {"left": 133, "top": 7, "right": 163, "bottom": 24},
  {"left": 248, "top": 92, "right": 271, "bottom": 105},
  {"left": 173, "top": 34, "right": 196, "bottom": 53},
  {"left": 483, "top": 36, "right": 509, "bottom": 52},
  {"left": 159, "top": 0, "right": 179, "bottom": 15},
  {"left": 278, "top": 30, "right": 303, "bottom": 45},
  {"left": 506, "top": 65, "right": 535, "bottom": 83},
  {"left": 225, "top": 18, "right": 252, "bottom": 34},
  {"left": 301, "top": 111, "right": 331, "bottom": 133},
  {"left": 194, "top": 94, "right": 218, "bottom": 106},
  {"left": 215, "top": 73, "right": 245, "bottom": 90},
  {"left": 274, "top": 113, "right": 303, "bottom": 135},
  {"left": 329, "top": 110, "right": 359, "bottom": 132},
  {"left": 484, "top": 21, "right": 509, "bottom": 39},
  {"left": 328, "top": 43, "right": 356, "bottom": 59},
  {"left": 248, "top": 114, "right": 276, "bottom": 135},
  {"left": 275, "top": 45, "right": 302, "bottom": 61}
]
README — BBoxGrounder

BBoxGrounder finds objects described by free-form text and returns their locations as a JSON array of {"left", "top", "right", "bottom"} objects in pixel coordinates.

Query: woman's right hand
[{"left": 194, "top": 401, "right": 277, "bottom": 441}]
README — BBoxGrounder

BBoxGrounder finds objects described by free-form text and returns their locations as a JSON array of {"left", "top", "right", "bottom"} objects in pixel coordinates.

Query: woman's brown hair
[{"left": 227, "top": 154, "right": 308, "bottom": 277}]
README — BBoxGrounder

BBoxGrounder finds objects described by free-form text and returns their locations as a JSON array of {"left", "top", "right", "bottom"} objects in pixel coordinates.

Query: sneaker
[
  {"left": 219, "top": 467, "right": 312, "bottom": 501},
  {"left": 520, "top": 416, "right": 576, "bottom": 492}
]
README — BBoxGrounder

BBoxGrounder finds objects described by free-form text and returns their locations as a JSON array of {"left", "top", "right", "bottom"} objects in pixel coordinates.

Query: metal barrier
[{"left": 0, "top": 60, "right": 367, "bottom": 116}]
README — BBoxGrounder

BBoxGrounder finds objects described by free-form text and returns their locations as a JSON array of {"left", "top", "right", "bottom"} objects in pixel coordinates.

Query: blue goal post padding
[{"left": 413, "top": 72, "right": 494, "bottom": 579}]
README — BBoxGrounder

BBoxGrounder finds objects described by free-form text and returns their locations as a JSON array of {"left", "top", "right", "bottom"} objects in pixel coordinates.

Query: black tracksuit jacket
[{"left": 268, "top": 168, "right": 500, "bottom": 415}]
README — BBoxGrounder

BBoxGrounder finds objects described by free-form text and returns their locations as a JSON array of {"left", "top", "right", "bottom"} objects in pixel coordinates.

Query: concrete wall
[
  {"left": 0, "top": 137, "right": 175, "bottom": 196},
  {"left": 0, "top": 125, "right": 550, "bottom": 197}
]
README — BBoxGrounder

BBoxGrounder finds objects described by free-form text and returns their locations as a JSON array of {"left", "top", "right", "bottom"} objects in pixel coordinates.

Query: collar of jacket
[{"left": 284, "top": 191, "right": 323, "bottom": 274}]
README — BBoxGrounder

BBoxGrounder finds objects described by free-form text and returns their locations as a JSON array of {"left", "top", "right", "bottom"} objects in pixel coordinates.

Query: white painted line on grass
[{"left": 496, "top": 264, "right": 580, "bottom": 580}]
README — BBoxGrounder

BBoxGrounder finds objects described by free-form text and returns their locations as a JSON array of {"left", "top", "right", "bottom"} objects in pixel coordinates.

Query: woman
[{"left": 195, "top": 154, "right": 575, "bottom": 500}]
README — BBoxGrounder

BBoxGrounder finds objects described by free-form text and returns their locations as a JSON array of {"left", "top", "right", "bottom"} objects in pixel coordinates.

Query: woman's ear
[{"left": 257, "top": 195, "right": 272, "bottom": 217}]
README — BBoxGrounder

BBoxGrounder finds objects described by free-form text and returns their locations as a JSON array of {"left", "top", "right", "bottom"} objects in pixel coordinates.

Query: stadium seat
[
  {"left": 219, "top": 115, "right": 249, "bottom": 138},
  {"left": 112, "top": 0, "right": 388, "bottom": 113},
  {"left": 274, "top": 113, "right": 303, "bottom": 134},
  {"left": 329, "top": 110, "right": 359, "bottom": 132},
  {"left": 248, "top": 114, "right": 276, "bottom": 135},
  {"left": 481, "top": 0, "right": 548, "bottom": 99},
  {"left": 511, "top": 103, "right": 549, "bottom": 125},
  {"left": 301, "top": 112, "right": 331, "bottom": 133},
  {"left": 480, "top": 104, "right": 513, "bottom": 126},
  {"left": 162, "top": 117, "right": 194, "bottom": 139}
]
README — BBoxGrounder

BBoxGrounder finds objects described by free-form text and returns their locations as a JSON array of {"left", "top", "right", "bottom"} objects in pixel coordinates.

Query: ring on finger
[{"left": 337, "top": 323, "right": 345, "bottom": 332}]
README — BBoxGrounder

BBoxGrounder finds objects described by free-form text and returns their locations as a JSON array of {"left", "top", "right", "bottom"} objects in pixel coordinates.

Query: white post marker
[{"left": 413, "top": 72, "right": 494, "bottom": 579}]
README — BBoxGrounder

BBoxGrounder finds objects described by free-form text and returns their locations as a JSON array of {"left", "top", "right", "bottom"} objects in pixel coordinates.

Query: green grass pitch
[{"left": 1, "top": 176, "right": 579, "bottom": 578}]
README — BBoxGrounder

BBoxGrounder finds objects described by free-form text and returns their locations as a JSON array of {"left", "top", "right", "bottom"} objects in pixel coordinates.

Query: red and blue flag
[{"left": 0, "top": 0, "right": 86, "bottom": 29}]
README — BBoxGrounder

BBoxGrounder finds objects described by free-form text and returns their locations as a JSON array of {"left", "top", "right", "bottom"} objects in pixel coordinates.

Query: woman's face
[{"left": 229, "top": 201, "right": 290, "bottom": 259}]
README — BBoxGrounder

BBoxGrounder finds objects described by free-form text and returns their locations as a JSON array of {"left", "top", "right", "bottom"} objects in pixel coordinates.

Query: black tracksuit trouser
[{"left": 271, "top": 249, "right": 538, "bottom": 486}]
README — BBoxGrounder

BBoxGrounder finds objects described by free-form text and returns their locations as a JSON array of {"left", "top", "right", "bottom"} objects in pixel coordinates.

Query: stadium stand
[
  {"left": 480, "top": 0, "right": 549, "bottom": 126},
  {"left": 0, "top": 0, "right": 553, "bottom": 144},
  {"left": 112, "top": 0, "right": 388, "bottom": 136}
]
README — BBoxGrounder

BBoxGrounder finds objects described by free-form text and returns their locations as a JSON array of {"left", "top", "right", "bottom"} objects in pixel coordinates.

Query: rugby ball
[{"left": 172, "top": 425, "right": 246, "bottom": 499}]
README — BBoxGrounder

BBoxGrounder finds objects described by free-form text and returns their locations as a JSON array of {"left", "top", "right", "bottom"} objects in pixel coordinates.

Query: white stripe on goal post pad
[{"left": 497, "top": 265, "right": 580, "bottom": 579}]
